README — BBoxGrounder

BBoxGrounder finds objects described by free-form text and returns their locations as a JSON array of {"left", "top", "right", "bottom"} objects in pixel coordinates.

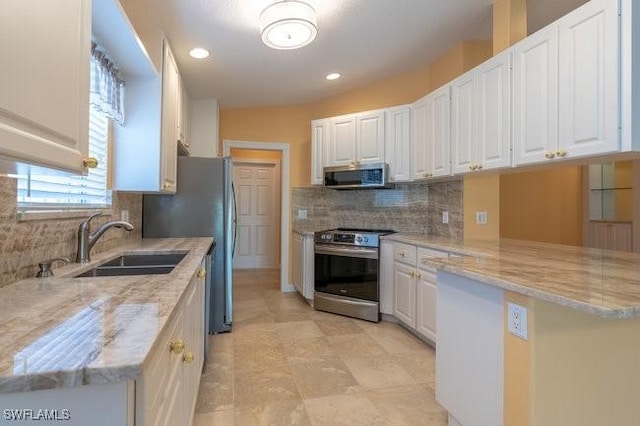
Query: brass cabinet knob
[
  {"left": 169, "top": 339, "right": 185, "bottom": 354},
  {"left": 476, "top": 164, "right": 483, "bottom": 170},
  {"left": 197, "top": 268, "right": 206, "bottom": 279},
  {"left": 545, "top": 151, "right": 556, "bottom": 159},
  {"left": 556, "top": 149, "right": 567, "bottom": 157},
  {"left": 468, "top": 164, "right": 474, "bottom": 170},
  {"left": 400, "top": 251, "right": 406, "bottom": 257},
  {"left": 183, "top": 350, "right": 194, "bottom": 364},
  {"left": 416, "top": 271, "right": 421, "bottom": 279},
  {"left": 83, "top": 157, "right": 99, "bottom": 169}
]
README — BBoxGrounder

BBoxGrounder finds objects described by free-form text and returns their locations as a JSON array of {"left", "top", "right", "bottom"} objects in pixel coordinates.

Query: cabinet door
[
  {"left": 394, "top": 262, "right": 417, "bottom": 328},
  {"left": 161, "top": 42, "right": 179, "bottom": 193},
  {"left": 379, "top": 241, "right": 395, "bottom": 315},
  {"left": 0, "top": 0, "right": 90, "bottom": 174},
  {"left": 477, "top": 52, "right": 512, "bottom": 171},
  {"left": 178, "top": 78, "right": 189, "bottom": 148},
  {"left": 450, "top": 74, "right": 477, "bottom": 174},
  {"left": 512, "top": 26, "right": 559, "bottom": 166},
  {"left": 411, "top": 98, "right": 429, "bottom": 180},
  {"left": 183, "top": 267, "right": 205, "bottom": 425},
  {"left": 416, "top": 270, "right": 437, "bottom": 343},
  {"left": 356, "top": 110, "right": 385, "bottom": 163},
  {"left": 292, "top": 233, "right": 304, "bottom": 294},
  {"left": 330, "top": 115, "right": 357, "bottom": 165},
  {"left": 385, "top": 106, "right": 412, "bottom": 182},
  {"left": 558, "top": 0, "right": 619, "bottom": 158},
  {"left": 311, "top": 120, "right": 330, "bottom": 184},
  {"left": 427, "top": 86, "right": 452, "bottom": 177}
]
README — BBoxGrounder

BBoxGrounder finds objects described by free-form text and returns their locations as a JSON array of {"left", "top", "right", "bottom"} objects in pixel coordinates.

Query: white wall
[{"left": 188, "top": 98, "right": 219, "bottom": 157}]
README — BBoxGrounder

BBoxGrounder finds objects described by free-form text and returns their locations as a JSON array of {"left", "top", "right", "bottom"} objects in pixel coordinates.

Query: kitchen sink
[{"left": 74, "top": 252, "right": 187, "bottom": 278}]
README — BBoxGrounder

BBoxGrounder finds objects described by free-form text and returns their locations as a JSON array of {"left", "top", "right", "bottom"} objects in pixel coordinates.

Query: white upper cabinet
[
  {"left": 160, "top": 42, "right": 180, "bottom": 193},
  {"left": 512, "top": 25, "right": 559, "bottom": 165},
  {"left": 558, "top": 0, "right": 619, "bottom": 158},
  {"left": 0, "top": 0, "right": 91, "bottom": 174},
  {"left": 385, "top": 105, "right": 412, "bottom": 182},
  {"left": 311, "top": 119, "right": 330, "bottom": 185},
  {"left": 412, "top": 86, "right": 451, "bottom": 180},
  {"left": 328, "top": 110, "right": 385, "bottom": 166},
  {"left": 330, "top": 115, "right": 357, "bottom": 166},
  {"left": 514, "top": 0, "right": 619, "bottom": 165},
  {"left": 451, "top": 51, "right": 511, "bottom": 174}
]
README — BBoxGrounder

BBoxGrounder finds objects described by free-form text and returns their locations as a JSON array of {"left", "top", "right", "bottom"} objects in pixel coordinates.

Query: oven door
[{"left": 314, "top": 244, "right": 379, "bottom": 302}]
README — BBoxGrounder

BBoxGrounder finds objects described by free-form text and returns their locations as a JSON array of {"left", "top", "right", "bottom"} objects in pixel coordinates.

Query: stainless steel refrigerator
[{"left": 142, "top": 156, "right": 235, "bottom": 336}]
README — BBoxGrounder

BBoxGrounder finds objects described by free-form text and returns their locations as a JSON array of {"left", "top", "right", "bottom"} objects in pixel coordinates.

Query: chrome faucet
[{"left": 76, "top": 212, "right": 134, "bottom": 263}]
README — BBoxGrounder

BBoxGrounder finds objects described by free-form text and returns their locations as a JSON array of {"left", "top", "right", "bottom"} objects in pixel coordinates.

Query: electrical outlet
[
  {"left": 475, "top": 211, "right": 488, "bottom": 225},
  {"left": 297, "top": 209, "right": 307, "bottom": 219},
  {"left": 508, "top": 302, "right": 528, "bottom": 340},
  {"left": 121, "top": 209, "right": 129, "bottom": 222},
  {"left": 442, "top": 211, "right": 449, "bottom": 224}
]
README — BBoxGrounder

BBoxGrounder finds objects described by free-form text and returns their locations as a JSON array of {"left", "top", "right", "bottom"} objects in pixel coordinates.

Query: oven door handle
[{"left": 314, "top": 245, "right": 379, "bottom": 260}]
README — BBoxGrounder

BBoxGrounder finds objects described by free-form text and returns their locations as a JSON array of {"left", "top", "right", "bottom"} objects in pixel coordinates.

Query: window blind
[{"left": 16, "top": 108, "right": 112, "bottom": 209}]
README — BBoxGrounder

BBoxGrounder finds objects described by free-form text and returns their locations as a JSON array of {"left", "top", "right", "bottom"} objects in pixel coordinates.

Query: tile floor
[{"left": 193, "top": 269, "right": 448, "bottom": 426}]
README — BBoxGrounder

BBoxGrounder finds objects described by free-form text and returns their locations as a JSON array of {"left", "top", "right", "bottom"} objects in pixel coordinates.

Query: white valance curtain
[{"left": 90, "top": 42, "right": 125, "bottom": 124}]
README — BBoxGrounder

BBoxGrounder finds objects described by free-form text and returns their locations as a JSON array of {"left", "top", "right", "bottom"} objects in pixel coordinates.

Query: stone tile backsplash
[
  {"left": 0, "top": 176, "right": 142, "bottom": 287},
  {"left": 292, "top": 180, "right": 463, "bottom": 238}
]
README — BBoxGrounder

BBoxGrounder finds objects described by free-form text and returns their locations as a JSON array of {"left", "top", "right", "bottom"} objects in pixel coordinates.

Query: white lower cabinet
[
  {"left": 292, "top": 232, "right": 315, "bottom": 301},
  {"left": 589, "top": 221, "right": 633, "bottom": 252},
  {"left": 389, "top": 242, "right": 448, "bottom": 343}
]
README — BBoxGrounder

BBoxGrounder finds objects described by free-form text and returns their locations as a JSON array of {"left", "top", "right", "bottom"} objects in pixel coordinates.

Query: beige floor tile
[
  {"left": 303, "top": 394, "right": 386, "bottom": 426},
  {"left": 327, "top": 334, "right": 387, "bottom": 358},
  {"left": 275, "top": 320, "right": 324, "bottom": 343},
  {"left": 366, "top": 384, "right": 448, "bottom": 426},
  {"left": 234, "top": 343, "right": 288, "bottom": 375},
  {"left": 271, "top": 308, "right": 313, "bottom": 323},
  {"left": 196, "top": 354, "right": 234, "bottom": 413},
  {"left": 234, "top": 309, "right": 275, "bottom": 327},
  {"left": 392, "top": 349, "right": 436, "bottom": 388},
  {"left": 281, "top": 337, "right": 337, "bottom": 364},
  {"left": 289, "top": 358, "right": 362, "bottom": 399},
  {"left": 209, "top": 333, "right": 234, "bottom": 355},
  {"left": 313, "top": 317, "right": 365, "bottom": 336},
  {"left": 234, "top": 400, "right": 311, "bottom": 426},
  {"left": 234, "top": 287, "right": 264, "bottom": 301},
  {"left": 234, "top": 298, "right": 269, "bottom": 313},
  {"left": 361, "top": 321, "right": 428, "bottom": 353},
  {"left": 341, "top": 354, "right": 417, "bottom": 390},
  {"left": 234, "top": 370, "right": 301, "bottom": 409},
  {"left": 193, "top": 409, "right": 235, "bottom": 426},
  {"left": 232, "top": 322, "right": 277, "bottom": 345},
  {"left": 265, "top": 294, "right": 310, "bottom": 311}
]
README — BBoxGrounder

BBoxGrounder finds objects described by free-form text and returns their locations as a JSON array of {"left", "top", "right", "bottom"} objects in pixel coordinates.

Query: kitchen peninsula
[{"left": 382, "top": 234, "right": 640, "bottom": 426}]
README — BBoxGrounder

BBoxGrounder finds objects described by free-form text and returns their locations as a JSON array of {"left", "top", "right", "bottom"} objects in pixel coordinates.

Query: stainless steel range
[{"left": 314, "top": 228, "right": 395, "bottom": 322}]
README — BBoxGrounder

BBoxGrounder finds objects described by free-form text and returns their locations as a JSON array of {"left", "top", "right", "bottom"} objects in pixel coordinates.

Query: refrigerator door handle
[{"left": 232, "top": 183, "right": 238, "bottom": 258}]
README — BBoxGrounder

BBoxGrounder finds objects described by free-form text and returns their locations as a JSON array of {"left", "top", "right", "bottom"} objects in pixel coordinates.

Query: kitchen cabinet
[
  {"left": 589, "top": 221, "right": 633, "bottom": 252},
  {"left": 513, "top": 0, "right": 619, "bottom": 166},
  {"left": 292, "top": 232, "right": 315, "bottom": 301},
  {"left": 412, "top": 86, "right": 451, "bottom": 180},
  {"left": 385, "top": 105, "right": 412, "bottom": 182},
  {"left": 328, "top": 110, "right": 385, "bottom": 166},
  {"left": 178, "top": 78, "right": 190, "bottom": 151},
  {"left": 137, "top": 261, "right": 206, "bottom": 425},
  {"left": 0, "top": 0, "right": 91, "bottom": 174},
  {"left": 436, "top": 271, "right": 504, "bottom": 426},
  {"left": 311, "top": 119, "right": 330, "bottom": 185},
  {"left": 451, "top": 51, "right": 511, "bottom": 174},
  {"left": 379, "top": 240, "right": 395, "bottom": 315},
  {"left": 394, "top": 261, "right": 417, "bottom": 328},
  {"left": 113, "top": 38, "right": 181, "bottom": 193}
]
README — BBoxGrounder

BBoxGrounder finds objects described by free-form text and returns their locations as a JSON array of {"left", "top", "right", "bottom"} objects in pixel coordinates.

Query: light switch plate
[
  {"left": 442, "top": 211, "right": 449, "bottom": 224},
  {"left": 508, "top": 302, "right": 528, "bottom": 340},
  {"left": 475, "top": 211, "right": 488, "bottom": 225},
  {"left": 121, "top": 209, "right": 129, "bottom": 222},
  {"left": 297, "top": 209, "right": 307, "bottom": 219}
]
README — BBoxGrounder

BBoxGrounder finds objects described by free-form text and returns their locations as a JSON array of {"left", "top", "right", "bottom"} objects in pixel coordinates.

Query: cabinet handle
[
  {"left": 183, "top": 350, "right": 194, "bottom": 364},
  {"left": 197, "top": 268, "right": 206, "bottom": 279},
  {"left": 556, "top": 149, "right": 567, "bottom": 157},
  {"left": 83, "top": 157, "right": 99, "bottom": 169},
  {"left": 416, "top": 271, "right": 421, "bottom": 279},
  {"left": 468, "top": 164, "right": 474, "bottom": 171},
  {"left": 399, "top": 251, "right": 406, "bottom": 257},
  {"left": 169, "top": 339, "right": 185, "bottom": 354},
  {"left": 544, "top": 151, "right": 556, "bottom": 159},
  {"left": 476, "top": 164, "right": 483, "bottom": 170}
]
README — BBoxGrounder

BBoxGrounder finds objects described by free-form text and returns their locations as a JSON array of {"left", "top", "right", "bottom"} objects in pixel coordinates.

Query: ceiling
[{"left": 154, "top": 0, "right": 583, "bottom": 109}]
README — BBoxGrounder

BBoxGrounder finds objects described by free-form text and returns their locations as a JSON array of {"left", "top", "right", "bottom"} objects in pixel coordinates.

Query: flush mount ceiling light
[
  {"left": 260, "top": 1, "right": 318, "bottom": 50},
  {"left": 189, "top": 48, "right": 210, "bottom": 59},
  {"left": 325, "top": 72, "right": 341, "bottom": 81}
]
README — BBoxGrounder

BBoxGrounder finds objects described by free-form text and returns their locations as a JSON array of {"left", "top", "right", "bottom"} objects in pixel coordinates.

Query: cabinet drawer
[
  {"left": 417, "top": 247, "right": 449, "bottom": 272},
  {"left": 394, "top": 243, "right": 417, "bottom": 265}
]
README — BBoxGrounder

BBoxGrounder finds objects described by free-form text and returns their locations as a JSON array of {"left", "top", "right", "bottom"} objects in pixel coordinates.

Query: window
[{"left": 15, "top": 108, "right": 112, "bottom": 210}]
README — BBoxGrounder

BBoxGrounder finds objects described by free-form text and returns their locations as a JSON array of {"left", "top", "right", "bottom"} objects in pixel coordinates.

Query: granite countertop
[
  {"left": 384, "top": 234, "right": 640, "bottom": 319},
  {"left": 0, "top": 237, "right": 213, "bottom": 394}
]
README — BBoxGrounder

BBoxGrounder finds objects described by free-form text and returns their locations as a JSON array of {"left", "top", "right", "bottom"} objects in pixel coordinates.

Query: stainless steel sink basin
[{"left": 74, "top": 252, "right": 187, "bottom": 278}]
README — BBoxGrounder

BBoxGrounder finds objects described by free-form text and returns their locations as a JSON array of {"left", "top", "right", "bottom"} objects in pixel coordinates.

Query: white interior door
[{"left": 233, "top": 162, "right": 279, "bottom": 269}]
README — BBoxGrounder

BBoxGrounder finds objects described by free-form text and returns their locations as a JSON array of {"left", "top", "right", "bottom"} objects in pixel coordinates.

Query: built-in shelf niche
[{"left": 588, "top": 162, "right": 633, "bottom": 222}]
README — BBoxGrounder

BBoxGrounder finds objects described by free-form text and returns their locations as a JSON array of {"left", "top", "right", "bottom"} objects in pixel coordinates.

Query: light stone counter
[
  {"left": 0, "top": 237, "right": 213, "bottom": 394},
  {"left": 383, "top": 234, "right": 640, "bottom": 319}
]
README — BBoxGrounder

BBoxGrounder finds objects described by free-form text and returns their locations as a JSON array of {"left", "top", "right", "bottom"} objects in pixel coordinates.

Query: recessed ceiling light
[
  {"left": 326, "top": 73, "right": 341, "bottom": 81},
  {"left": 189, "top": 48, "right": 210, "bottom": 59}
]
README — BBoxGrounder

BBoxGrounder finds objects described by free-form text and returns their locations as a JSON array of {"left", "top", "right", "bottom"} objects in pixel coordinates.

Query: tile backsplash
[
  {"left": 292, "top": 180, "right": 463, "bottom": 237},
  {"left": 0, "top": 176, "right": 142, "bottom": 287}
]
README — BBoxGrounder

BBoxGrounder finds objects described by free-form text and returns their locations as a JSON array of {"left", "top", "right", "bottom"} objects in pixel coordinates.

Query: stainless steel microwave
[{"left": 323, "top": 163, "right": 394, "bottom": 190}]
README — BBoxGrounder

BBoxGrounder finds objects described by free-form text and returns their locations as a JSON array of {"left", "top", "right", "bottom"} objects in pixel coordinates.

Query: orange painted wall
[
  {"left": 229, "top": 148, "right": 282, "bottom": 161},
  {"left": 500, "top": 166, "right": 584, "bottom": 246}
]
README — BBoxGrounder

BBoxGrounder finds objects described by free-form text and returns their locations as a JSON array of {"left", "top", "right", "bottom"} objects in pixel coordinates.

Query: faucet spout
[{"left": 76, "top": 214, "right": 134, "bottom": 263}]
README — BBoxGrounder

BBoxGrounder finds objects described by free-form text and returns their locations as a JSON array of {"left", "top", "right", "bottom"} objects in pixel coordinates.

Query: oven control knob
[
  {"left": 356, "top": 236, "right": 363, "bottom": 243},
  {"left": 364, "top": 237, "right": 369, "bottom": 243},
  {"left": 323, "top": 234, "right": 331, "bottom": 240}
]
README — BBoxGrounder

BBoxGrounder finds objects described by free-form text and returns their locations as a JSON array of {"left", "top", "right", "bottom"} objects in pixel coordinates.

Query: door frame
[
  {"left": 222, "top": 139, "right": 294, "bottom": 293},
  {"left": 231, "top": 158, "right": 281, "bottom": 268}
]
